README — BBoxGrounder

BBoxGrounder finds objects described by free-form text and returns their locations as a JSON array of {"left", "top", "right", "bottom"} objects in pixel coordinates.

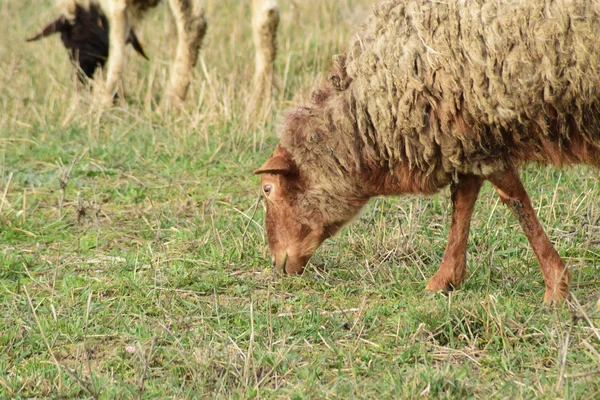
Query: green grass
[{"left": 2, "top": 0, "right": 600, "bottom": 398}]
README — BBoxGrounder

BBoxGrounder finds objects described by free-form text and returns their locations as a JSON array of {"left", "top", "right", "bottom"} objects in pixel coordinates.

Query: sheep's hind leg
[
  {"left": 488, "top": 168, "right": 571, "bottom": 304},
  {"left": 165, "top": 0, "right": 207, "bottom": 108},
  {"left": 250, "top": 0, "right": 280, "bottom": 113},
  {"left": 426, "top": 175, "right": 483, "bottom": 293}
]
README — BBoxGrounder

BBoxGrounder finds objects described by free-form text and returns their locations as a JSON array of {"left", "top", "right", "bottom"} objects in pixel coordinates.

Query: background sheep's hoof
[
  {"left": 100, "top": 92, "right": 119, "bottom": 108},
  {"left": 161, "top": 95, "right": 185, "bottom": 113}
]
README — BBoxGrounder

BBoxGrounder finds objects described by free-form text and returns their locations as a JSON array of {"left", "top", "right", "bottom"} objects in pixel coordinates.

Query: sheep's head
[
  {"left": 27, "top": 3, "right": 147, "bottom": 81},
  {"left": 255, "top": 145, "right": 364, "bottom": 274},
  {"left": 255, "top": 145, "right": 327, "bottom": 274}
]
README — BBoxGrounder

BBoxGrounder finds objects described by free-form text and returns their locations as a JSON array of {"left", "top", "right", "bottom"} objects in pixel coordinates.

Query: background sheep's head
[{"left": 27, "top": 3, "right": 147, "bottom": 81}]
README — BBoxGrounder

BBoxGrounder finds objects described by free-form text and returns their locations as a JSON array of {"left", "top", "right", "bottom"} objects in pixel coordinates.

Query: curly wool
[{"left": 282, "top": 0, "right": 600, "bottom": 182}]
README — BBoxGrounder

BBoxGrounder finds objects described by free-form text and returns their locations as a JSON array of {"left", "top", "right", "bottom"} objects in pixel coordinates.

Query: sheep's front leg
[
  {"left": 488, "top": 168, "right": 571, "bottom": 304},
  {"left": 104, "top": 0, "right": 128, "bottom": 105},
  {"left": 426, "top": 175, "right": 483, "bottom": 293},
  {"left": 165, "top": 0, "right": 207, "bottom": 107}
]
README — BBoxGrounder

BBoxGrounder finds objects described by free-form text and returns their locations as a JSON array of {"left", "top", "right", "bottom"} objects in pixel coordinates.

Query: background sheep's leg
[
  {"left": 165, "top": 0, "right": 207, "bottom": 108},
  {"left": 165, "top": 2, "right": 177, "bottom": 58},
  {"left": 249, "top": 0, "right": 280, "bottom": 113},
  {"left": 425, "top": 175, "right": 483, "bottom": 293},
  {"left": 103, "top": 0, "right": 128, "bottom": 105},
  {"left": 488, "top": 168, "right": 571, "bottom": 304}
]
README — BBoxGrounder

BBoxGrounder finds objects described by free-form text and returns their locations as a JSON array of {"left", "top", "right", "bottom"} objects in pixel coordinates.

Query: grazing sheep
[
  {"left": 27, "top": 0, "right": 279, "bottom": 107},
  {"left": 26, "top": 2, "right": 149, "bottom": 83},
  {"left": 255, "top": 0, "right": 600, "bottom": 304}
]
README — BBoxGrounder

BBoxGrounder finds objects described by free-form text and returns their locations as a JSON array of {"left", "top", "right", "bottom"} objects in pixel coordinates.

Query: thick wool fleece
[{"left": 281, "top": 0, "right": 600, "bottom": 187}]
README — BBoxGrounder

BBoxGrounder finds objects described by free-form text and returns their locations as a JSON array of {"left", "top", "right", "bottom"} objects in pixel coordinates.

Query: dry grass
[{"left": 1, "top": 0, "right": 600, "bottom": 398}]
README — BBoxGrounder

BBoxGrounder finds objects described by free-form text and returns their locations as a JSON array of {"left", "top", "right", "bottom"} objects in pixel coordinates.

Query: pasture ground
[{"left": 1, "top": 0, "right": 600, "bottom": 398}]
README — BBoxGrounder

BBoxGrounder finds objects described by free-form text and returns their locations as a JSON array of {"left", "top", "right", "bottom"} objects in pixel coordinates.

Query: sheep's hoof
[
  {"left": 425, "top": 268, "right": 464, "bottom": 293},
  {"left": 543, "top": 286, "right": 570, "bottom": 305},
  {"left": 161, "top": 95, "right": 184, "bottom": 113},
  {"left": 100, "top": 93, "right": 118, "bottom": 108},
  {"left": 542, "top": 270, "right": 571, "bottom": 305},
  {"left": 425, "top": 276, "right": 455, "bottom": 293},
  {"left": 543, "top": 290, "right": 569, "bottom": 305}
]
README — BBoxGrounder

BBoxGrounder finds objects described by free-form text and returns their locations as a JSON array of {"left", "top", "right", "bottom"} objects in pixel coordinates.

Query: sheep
[
  {"left": 26, "top": 2, "right": 148, "bottom": 83},
  {"left": 254, "top": 0, "right": 600, "bottom": 304},
  {"left": 27, "top": 0, "right": 279, "bottom": 108}
]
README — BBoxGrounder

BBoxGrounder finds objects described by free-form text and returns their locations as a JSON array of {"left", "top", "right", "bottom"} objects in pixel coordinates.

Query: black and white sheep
[{"left": 28, "top": 0, "right": 279, "bottom": 107}]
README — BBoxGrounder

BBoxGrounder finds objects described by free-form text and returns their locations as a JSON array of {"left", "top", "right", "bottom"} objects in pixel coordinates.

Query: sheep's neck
[{"left": 360, "top": 160, "right": 450, "bottom": 197}]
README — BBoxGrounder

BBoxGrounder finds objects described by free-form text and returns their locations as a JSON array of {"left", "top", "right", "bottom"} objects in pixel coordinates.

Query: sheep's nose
[{"left": 271, "top": 257, "right": 276, "bottom": 268}]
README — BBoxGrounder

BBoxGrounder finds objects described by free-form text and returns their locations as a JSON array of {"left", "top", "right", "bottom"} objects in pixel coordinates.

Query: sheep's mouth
[
  {"left": 280, "top": 252, "right": 289, "bottom": 273},
  {"left": 277, "top": 253, "right": 311, "bottom": 275}
]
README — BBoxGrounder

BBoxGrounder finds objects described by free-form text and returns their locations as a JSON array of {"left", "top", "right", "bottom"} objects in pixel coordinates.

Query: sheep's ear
[
  {"left": 254, "top": 156, "right": 292, "bottom": 175},
  {"left": 127, "top": 29, "right": 149, "bottom": 60},
  {"left": 26, "top": 17, "right": 67, "bottom": 41},
  {"left": 255, "top": 145, "right": 297, "bottom": 175}
]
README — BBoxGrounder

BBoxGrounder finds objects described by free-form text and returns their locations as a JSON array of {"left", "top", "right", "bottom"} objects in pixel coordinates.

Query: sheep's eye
[{"left": 263, "top": 184, "right": 272, "bottom": 195}]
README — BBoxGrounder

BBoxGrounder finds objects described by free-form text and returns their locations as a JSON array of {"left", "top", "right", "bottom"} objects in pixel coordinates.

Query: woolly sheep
[
  {"left": 28, "top": 0, "right": 279, "bottom": 108},
  {"left": 255, "top": 0, "right": 600, "bottom": 304}
]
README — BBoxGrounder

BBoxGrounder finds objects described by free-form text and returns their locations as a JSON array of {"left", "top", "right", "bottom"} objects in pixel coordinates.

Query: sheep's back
[{"left": 346, "top": 0, "right": 600, "bottom": 175}]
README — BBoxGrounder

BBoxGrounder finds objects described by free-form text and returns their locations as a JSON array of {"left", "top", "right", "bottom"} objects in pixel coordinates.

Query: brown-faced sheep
[
  {"left": 255, "top": 0, "right": 600, "bottom": 304},
  {"left": 28, "top": 0, "right": 279, "bottom": 108}
]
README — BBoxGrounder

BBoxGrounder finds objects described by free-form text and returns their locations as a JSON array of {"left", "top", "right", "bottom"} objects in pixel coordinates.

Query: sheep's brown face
[
  {"left": 27, "top": 4, "right": 147, "bottom": 81},
  {"left": 254, "top": 145, "right": 337, "bottom": 274}
]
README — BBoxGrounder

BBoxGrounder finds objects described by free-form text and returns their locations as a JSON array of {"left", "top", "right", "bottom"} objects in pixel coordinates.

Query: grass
[{"left": 1, "top": 0, "right": 600, "bottom": 398}]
